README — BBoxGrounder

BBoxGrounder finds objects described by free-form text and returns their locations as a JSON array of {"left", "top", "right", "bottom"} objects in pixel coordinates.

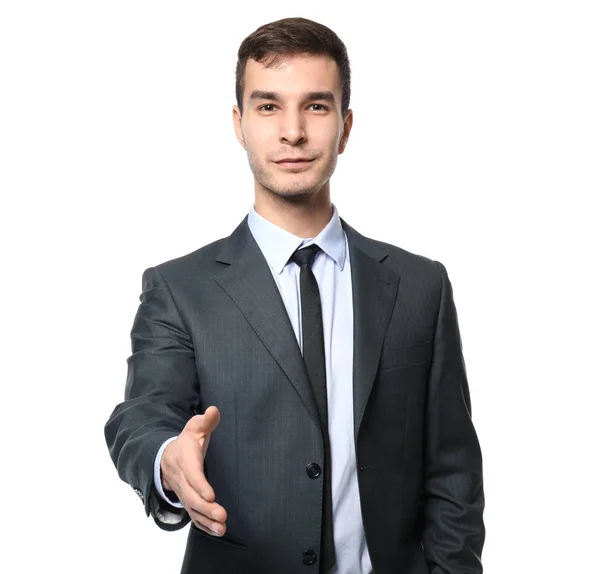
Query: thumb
[
  {"left": 186, "top": 405, "right": 220, "bottom": 437},
  {"left": 200, "top": 405, "right": 220, "bottom": 435},
  {"left": 197, "top": 406, "right": 220, "bottom": 458}
]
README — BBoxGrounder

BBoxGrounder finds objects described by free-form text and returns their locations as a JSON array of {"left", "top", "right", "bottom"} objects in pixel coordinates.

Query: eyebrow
[{"left": 248, "top": 90, "right": 336, "bottom": 104}]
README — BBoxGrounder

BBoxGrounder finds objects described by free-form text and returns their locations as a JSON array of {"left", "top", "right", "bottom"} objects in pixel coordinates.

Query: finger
[
  {"left": 192, "top": 518, "right": 227, "bottom": 537},
  {"left": 189, "top": 509, "right": 227, "bottom": 536},
  {"left": 179, "top": 479, "right": 228, "bottom": 524}
]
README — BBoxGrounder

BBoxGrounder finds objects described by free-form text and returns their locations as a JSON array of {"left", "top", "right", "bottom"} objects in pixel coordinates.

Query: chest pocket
[{"left": 379, "top": 340, "right": 432, "bottom": 371}]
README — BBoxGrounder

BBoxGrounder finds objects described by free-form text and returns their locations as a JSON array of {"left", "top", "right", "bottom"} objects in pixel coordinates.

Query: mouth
[{"left": 274, "top": 158, "right": 315, "bottom": 170}]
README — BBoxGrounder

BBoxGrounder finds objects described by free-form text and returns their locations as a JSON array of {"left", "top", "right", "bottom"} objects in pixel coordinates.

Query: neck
[{"left": 254, "top": 183, "right": 333, "bottom": 238}]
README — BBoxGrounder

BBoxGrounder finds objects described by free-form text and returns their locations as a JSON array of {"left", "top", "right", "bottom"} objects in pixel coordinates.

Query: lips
[
  {"left": 275, "top": 158, "right": 313, "bottom": 163},
  {"left": 275, "top": 158, "right": 314, "bottom": 170}
]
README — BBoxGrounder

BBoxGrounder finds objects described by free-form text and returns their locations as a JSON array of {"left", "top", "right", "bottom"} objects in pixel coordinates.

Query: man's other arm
[{"left": 419, "top": 261, "right": 485, "bottom": 572}]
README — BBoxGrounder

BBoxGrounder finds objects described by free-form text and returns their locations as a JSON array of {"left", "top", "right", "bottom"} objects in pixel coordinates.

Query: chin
[
  {"left": 259, "top": 175, "right": 319, "bottom": 198},
  {"left": 269, "top": 184, "right": 322, "bottom": 201}
]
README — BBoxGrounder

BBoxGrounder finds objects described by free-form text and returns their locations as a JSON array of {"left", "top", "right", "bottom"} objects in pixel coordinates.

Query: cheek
[
  {"left": 322, "top": 135, "right": 342, "bottom": 157},
  {"left": 316, "top": 123, "right": 343, "bottom": 151},
  {"left": 244, "top": 119, "right": 277, "bottom": 143},
  {"left": 246, "top": 135, "right": 273, "bottom": 160}
]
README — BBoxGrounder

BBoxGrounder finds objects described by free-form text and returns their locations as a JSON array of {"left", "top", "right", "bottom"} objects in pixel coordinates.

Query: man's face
[{"left": 233, "top": 54, "right": 352, "bottom": 201}]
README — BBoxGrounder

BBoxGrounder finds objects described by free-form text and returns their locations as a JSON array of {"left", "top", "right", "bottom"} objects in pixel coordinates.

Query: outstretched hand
[{"left": 160, "top": 406, "right": 227, "bottom": 536}]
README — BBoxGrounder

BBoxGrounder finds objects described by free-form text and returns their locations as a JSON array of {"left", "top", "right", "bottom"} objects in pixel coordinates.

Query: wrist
[{"left": 160, "top": 440, "right": 175, "bottom": 491}]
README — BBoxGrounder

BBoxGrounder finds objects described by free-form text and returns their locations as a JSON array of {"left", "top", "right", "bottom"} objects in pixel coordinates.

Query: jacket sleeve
[
  {"left": 420, "top": 261, "right": 485, "bottom": 572},
  {"left": 104, "top": 266, "right": 198, "bottom": 531}
]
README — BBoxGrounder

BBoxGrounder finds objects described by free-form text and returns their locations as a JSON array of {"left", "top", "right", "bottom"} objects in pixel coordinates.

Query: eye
[
  {"left": 308, "top": 103, "right": 329, "bottom": 112},
  {"left": 258, "top": 104, "right": 277, "bottom": 112}
]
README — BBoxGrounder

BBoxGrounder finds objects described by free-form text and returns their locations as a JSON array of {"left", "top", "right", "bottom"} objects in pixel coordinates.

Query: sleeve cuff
[{"left": 153, "top": 436, "right": 184, "bottom": 509}]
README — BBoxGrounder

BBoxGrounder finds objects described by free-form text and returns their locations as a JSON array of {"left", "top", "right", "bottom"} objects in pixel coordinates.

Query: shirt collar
[{"left": 247, "top": 203, "right": 347, "bottom": 275}]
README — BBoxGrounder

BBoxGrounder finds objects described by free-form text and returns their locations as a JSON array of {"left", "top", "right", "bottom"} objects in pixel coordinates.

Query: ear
[
  {"left": 337, "top": 109, "right": 353, "bottom": 154},
  {"left": 232, "top": 105, "right": 247, "bottom": 150}
]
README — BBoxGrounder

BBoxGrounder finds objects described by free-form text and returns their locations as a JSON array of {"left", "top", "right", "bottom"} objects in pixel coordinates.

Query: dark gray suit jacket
[{"left": 105, "top": 216, "right": 485, "bottom": 573}]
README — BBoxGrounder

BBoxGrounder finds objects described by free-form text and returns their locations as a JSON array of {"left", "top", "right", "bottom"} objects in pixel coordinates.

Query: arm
[
  {"left": 104, "top": 266, "right": 197, "bottom": 531},
  {"left": 420, "top": 261, "right": 485, "bottom": 572}
]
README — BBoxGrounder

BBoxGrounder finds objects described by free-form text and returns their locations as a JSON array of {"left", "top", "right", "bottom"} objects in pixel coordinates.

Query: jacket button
[
  {"left": 302, "top": 549, "right": 317, "bottom": 565},
  {"left": 306, "top": 463, "right": 322, "bottom": 479}
]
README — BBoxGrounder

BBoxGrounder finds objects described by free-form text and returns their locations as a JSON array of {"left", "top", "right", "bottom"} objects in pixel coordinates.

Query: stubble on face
[
  {"left": 244, "top": 141, "right": 339, "bottom": 203},
  {"left": 236, "top": 55, "right": 348, "bottom": 208}
]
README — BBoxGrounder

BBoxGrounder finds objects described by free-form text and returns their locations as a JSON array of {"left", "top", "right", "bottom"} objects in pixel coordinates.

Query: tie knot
[{"left": 290, "top": 244, "right": 321, "bottom": 268}]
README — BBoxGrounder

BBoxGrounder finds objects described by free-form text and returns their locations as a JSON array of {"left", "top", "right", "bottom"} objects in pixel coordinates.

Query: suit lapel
[
  {"left": 214, "top": 217, "right": 320, "bottom": 426},
  {"left": 214, "top": 216, "right": 401, "bottom": 440},
  {"left": 342, "top": 220, "right": 401, "bottom": 441}
]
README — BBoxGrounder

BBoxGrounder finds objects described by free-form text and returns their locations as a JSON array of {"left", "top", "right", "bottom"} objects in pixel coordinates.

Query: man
[{"left": 105, "top": 16, "right": 485, "bottom": 574}]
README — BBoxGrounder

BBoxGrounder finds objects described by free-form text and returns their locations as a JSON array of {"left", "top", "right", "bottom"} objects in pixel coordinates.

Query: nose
[{"left": 279, "top": 110, "right": 306, "bottom": 146}]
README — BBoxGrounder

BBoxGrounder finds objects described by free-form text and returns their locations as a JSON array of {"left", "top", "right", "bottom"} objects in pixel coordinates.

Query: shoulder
[
  {"left": 343, "top": 219, "right": 444, "bottom": 285},
  {"left": 144, "top": 236, "right": 229, "bottom": 288}
]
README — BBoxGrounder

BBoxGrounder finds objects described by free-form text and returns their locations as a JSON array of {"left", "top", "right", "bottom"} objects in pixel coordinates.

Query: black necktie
[{"left": 290, "top": 244, "right": 335, "bottom": 573}]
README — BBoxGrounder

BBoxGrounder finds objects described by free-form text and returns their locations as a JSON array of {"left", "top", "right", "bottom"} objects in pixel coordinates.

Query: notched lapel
[
  {"left": 214, "top": 218, "right": 320, "bottom": 425},
  {"left": 213, "top": 217, "right": 400, "bottom": 440},
  {"left": 342, "top": 221, "right": 401, "bottom": 441}
]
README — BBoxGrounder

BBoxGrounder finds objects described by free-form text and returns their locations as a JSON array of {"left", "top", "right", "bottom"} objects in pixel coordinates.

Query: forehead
[{"left": 243, "top": 54, "right": 341, "bottom": 100}]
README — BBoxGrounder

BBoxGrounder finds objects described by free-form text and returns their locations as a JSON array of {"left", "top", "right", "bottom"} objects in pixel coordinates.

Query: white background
[{"left": 1, "top": 1, "right": 598, "bottom": 572}]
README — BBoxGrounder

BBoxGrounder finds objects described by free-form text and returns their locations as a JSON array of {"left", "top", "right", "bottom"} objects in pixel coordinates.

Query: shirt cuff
[{"left": 154, "top": 436, "right": 184, "bottom": 508}]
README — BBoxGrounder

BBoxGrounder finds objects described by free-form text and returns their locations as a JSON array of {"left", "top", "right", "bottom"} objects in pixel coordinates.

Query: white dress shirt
[{"left": 154, "top": 204, "right": 372, "bottom": 574}]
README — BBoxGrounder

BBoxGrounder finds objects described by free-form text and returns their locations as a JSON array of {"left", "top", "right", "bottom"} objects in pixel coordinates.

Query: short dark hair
[{"left": 235, "top": 17, "right": 351, "bottom": 115}]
